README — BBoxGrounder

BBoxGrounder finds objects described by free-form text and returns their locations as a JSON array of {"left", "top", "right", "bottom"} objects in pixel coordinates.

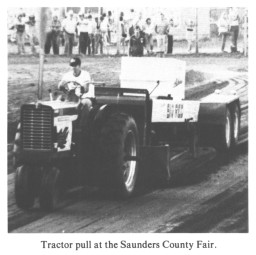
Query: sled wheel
[
  {"left": 13, "top": 123, "right": 21, "bottom": 168},
  {"left": 216, "top": 108, "right": 232, "bottom": 153},
  {"left": 15, "top": 165, "right": 35, "bottom": 209},
  {"left": 99, "top": 113, "right": 139, "bottom": 198},
  {"left": 39, "top": 167, "right": 61, "bottom": 211},
  {"left": 231, "top": 103, "right": 240, "bottom": 147},
  {"left": 224, "top": 109, "right": 232, "bottom": 150}
]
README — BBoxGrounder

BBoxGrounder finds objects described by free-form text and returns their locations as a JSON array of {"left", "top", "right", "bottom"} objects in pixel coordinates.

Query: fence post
[
  {"left": 195, "top": 8, "right": 199, "bottom": 54},
  {"left": 38, "top": 7, "right": 48, "bottom": 100},
  {"left": 244, "top": 10, "right": 248, "bottom": 57}
]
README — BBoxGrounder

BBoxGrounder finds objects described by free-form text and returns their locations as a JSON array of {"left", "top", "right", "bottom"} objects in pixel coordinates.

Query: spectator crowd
[{"left": 8, "top": 8, "right": 247, "bottom": 57}]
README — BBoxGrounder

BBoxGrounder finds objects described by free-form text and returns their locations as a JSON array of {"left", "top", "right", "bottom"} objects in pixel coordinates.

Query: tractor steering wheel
[
  {"left": 60, "top": 81, "right": 85, "bottom": 97},
  {"left": 59, "top": 81, "right": 85, "bottom": 102},
  {"left": 60, "top": 81, "right": 81, "bottom": 93}
]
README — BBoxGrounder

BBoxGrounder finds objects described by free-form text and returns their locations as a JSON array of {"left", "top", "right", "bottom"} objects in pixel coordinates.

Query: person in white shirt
[
  {"left": 100, "top": 15, "right": 110, "bottom": 54},
  {"left": 218, "top": 10, "right": 230, "bottom": 52},
  {"left": 143, "top": 18, "right": 154, "bottom": 55},
  {"left": 116, "top": 15, "right": 127, "bottom": 55},
  {"left": 166, "top": 18, "right": 178, "bottom": 54},
  {"left": 127, "top": 9, "right": 136, "bottom": 33},
  {"left": 185, "top": 19, "right": 195, "bottom": 53},
  {"left": 94, "top": 16, "right": 103, "bottom": 55},
  {"left": 58, "top": 57, "right": 92, "bottom": 97},
  {"left": 62, "top": 10, "right": 77, "bottom": 56},
  {"left": 58, "top": 57, "right": 94, "bottom": 129},
  {"left": 154, "top": 13, "right": 168, "bottom": 57},
  {"left": 107, "top": 11, "right": 114, "bottom": 44},
  {"left": 135, "top": 12, "right": 144, "bottom": 31},
  {"left": 77, "top": 12, "right": 90, "bottom": 55},
  {"left": 228, "top": 7, "right": 240, "bottom": 53}
]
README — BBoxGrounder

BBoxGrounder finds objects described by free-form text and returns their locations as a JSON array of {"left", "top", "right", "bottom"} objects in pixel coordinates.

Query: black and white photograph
[{"left": 3, "top": 1, "right": 254, "bottom": 254}]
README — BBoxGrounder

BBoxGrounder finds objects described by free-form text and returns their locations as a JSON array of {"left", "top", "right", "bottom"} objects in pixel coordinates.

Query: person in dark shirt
[{"left": 129, "top": 26, "right": 145, "bottom": 56}]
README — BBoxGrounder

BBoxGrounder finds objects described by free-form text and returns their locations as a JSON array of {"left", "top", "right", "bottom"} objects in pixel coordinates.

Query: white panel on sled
[
  {"left": 152, "top": 100, "right": 200, "bottom": 123},
  {"left": 120, "top": 57, "right": 186, "bottom": 100}
]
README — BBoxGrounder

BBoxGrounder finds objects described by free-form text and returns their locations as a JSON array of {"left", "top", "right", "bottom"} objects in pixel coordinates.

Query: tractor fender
[
  {"left": 88, "top": 104, "right": 121, "bottom": 141},
  {"left": 198, "top": 98, "right": 240, "bottom": 148},
  {"left": 92, "top": 104, "right": 116, "bottom": 127},
  {"left": 198, "top": 98, "right": 240, "bottom": 125},
  {"left": 198, "top": 102, "right": 227, "bottom": 125},
  {"left": 92, "top": 103, "right": 141, "bottom": 131},
  {"left": 91, "top": 103, "right": 150, "bottom": 146}
]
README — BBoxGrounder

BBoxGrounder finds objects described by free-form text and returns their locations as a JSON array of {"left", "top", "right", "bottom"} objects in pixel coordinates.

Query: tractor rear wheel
[
  {"left": 39, "top": 167, "right": 61, "bottom": 211},
  {"left": 99, "top": 113, "right": 139, "bottom": 198},
  {"left": 15, "top": 165, "right": 36, "bottom": 209}
]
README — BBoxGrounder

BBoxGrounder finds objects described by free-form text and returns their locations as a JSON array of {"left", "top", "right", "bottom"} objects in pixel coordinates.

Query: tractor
[{"left": 13, "top": 57, "right": 241, "bottom": 211}]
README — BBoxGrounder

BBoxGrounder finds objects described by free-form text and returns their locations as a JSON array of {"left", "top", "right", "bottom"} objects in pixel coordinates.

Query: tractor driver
[{"left": 58, "top": 57, "right": 94, "bottom": 129}]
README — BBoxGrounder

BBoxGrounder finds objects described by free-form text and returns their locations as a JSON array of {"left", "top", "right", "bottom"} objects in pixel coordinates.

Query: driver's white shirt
[{"left": 59, "top": 70, "right": 93, "bottom": 97}]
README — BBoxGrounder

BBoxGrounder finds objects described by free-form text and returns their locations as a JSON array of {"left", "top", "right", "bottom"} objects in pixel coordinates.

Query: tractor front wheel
[
  {"left": 39, "top": 167, "right": 61, "bottom": 211},
  {"left": 15, "top": 165, "right": 36, "bottom": 209}
]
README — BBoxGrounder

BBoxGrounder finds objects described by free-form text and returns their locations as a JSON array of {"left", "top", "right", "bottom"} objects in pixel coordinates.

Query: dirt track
[{"left": 8, "top": 54, "right": 248, "bottom": 233}]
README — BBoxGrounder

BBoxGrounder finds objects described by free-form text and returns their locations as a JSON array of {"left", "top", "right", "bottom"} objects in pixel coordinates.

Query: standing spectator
[
  {"left": 100, "top": 15, "right": 109, "bottom": 54},
  {"left": 129, "top": 26, "right": 145, "bottom": 57},
  {"left": 126, "top": 9, "right": 136, "bottom": 46},
  {"left": 229, "top": 7, "right": 240, "bottom": 53},
  {"left": 95, "top": 17, "right": 103, "bottom": 55},
  {"left": 218, "top": 11, "right": 230, "bottom": 52},
  {"left": 242, "top": 9, "right": 248, "bottom": 55},
  {"left": 107, "top": 11, "right": 114, "bottom": 44},
  {"left": 128, "top": 10, "right": 137, "bottom": 38},
  {"left": 116, "top": 16, "right": 127, "bottom": 55},
  {"left": 62, "top": 10, "right": 77, "bottom": 56},
  {"left": 185, "top": 19, "right": 195, "bottom": 53},
  {"left": 155, "top": 13, "right": 168, "bottom": 35},
  {"left": 155, "top": 13, "right": 168, "bottom": 57},
  {"left": 135, "top": 12, "right": 144, "bottom": 30},
  {"left": 15, "top": 13, "right": 26, "bottom": 55},
  {"left": 127, "top": 9, "right": 136, "bottom": 31},
  {"left": 88, "top": 15, "right": 96, "bottom": 55},
  {"left": 77, "top": 12, "right": 90, "bottom": 56},
  {"left": 26, "top": 14, "right": 37, "bottom": 54},
  {"left": 166, "top": 18, "right": 178, "bottom": 54},
  {"left": 44, "top": 14, "right": 61, "bottom": 55},
  {"left": 119, "top": 12, "right": 125, "bottom": 23},
  {"left": 143, "top": 18, "right": 154, "bottom": 55}
]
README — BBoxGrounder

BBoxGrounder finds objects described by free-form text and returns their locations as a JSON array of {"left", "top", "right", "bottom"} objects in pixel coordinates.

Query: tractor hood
[
  {"left": 30, "top": 100, "right": 79, "bottom": 117},
  {"left": 39, "top": 100, "right": 79, "bottom": 110}
]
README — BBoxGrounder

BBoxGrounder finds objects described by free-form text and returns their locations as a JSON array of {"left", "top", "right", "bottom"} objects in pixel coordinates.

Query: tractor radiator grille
[{"left": 21, "top": 105, "right": 53, "bottom": 151}]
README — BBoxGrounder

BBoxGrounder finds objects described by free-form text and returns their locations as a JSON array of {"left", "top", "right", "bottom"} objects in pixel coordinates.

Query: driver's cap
[{"left": 70, "top": 57, "right": 81, "bottom": 67}]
